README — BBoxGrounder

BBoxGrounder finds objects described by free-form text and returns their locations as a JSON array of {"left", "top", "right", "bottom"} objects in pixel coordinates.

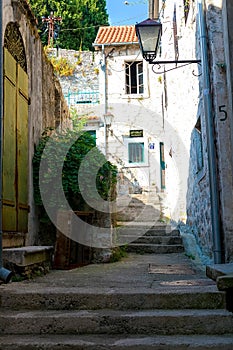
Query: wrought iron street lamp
[
  {"left": 104, "top": 112, "right": 114, "bottom": 128},
  {"left": 135, "top": 18, "right": 201, "bottom": 69},
  {"left": 135, "top": 18, "right": 162, "bottom": 64},
  {"left": 103, "top": 112, "right": 114, "bottom": 157}
]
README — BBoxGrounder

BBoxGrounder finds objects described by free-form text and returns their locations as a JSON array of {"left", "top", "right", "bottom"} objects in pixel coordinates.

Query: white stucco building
[
  {"left": 90, "top": 6, "right": 199, "bottom": 224},
  {"left": 60, "top": 0, "right": 233, "bottom": 264}
]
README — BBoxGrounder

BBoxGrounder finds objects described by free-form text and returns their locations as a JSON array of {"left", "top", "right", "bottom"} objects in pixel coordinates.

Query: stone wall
[{"left": 55, "top": 49, "right": 99, "bottom": 94}]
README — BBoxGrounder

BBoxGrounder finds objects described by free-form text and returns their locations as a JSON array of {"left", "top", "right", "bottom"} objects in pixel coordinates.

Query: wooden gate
[{"left": 2, "top": 48, "right": 29, "bottom": 232}]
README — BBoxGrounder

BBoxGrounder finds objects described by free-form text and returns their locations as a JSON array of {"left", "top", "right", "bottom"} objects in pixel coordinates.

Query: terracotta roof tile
[{"left": 94, "top": 25, "right": 138, "bottom": 45}]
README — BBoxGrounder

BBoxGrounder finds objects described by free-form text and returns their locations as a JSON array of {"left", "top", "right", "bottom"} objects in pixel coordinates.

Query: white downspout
[{"left": 102, "top": 44, "right": 107, "bottom": 156}]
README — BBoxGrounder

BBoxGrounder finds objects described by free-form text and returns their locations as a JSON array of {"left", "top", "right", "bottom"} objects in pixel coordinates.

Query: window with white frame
[
  {"left": 125, "top": 61, "right": 144, "bottom": 94},
  {"left": 128, "top": 142, "right": 144, "bottom": 163},
  {"left": 124, "top": 137, "right": 148, "bottom": 166}
]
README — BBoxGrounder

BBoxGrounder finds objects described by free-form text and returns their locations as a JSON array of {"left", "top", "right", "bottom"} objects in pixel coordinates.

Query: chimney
[{"left": 149, "top": 0, "right": 159, "bottom": 19}]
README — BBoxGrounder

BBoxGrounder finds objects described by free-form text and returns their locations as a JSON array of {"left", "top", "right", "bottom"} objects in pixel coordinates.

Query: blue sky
[{"left": 106, "top": 0, "right": 148, "bottom": 26}]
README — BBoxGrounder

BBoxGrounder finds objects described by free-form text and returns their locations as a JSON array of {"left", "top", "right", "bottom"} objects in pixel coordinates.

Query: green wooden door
[{"left": 2, "top": 48, "right": 29, "bottom": 232}]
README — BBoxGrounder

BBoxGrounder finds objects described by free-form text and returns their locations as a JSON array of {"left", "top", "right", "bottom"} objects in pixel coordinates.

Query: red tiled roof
[{"left": 94, "top": 25, "right": 138, "bottom": 45}]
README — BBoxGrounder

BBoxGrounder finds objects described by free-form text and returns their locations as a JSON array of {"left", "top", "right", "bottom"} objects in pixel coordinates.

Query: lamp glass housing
[
  {"left": 104, "top": 113, "right": 113, "bottom": 127},
  {"left": 135, "top": 18, "right": 162, "bottom": 63}
]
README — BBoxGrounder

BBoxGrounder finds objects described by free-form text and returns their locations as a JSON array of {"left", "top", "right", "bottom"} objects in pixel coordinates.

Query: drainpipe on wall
[
  {"left": 0, "top": 0, "right": 13, "bottom": 282},
  {"left": 198, "top": 0, "right": 222, "bottom": 264},
  {"left": 102, "top": 44, "right": 108, "bottom": 156}
]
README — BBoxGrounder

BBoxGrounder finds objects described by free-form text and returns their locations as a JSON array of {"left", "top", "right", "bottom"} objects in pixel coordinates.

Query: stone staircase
[
  {"left": 0, "top": 284, "right": 233, "bottom": 348},
  {"left": 0, "top": 253, "right": 233, "bottom": 349},
  {"left": 115, "top": 192, "right": 184, "bottom": 254},
  {"left": 0, "top": 190, "right": 232, "bottom": 349},
  {"left": 124, "top": 224, "right": 184, "bottom": 254}
]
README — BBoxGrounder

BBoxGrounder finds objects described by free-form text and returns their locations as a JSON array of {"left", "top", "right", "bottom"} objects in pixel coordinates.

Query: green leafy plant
[
  {"left": 109, "top": 246, "right": 128, "bottom": 263},
  {"left": 33, "top": 121, "right": 117, "bottom": 218}
]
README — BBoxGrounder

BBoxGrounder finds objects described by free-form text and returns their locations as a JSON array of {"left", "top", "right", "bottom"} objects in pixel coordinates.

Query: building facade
[{"left": 91, "top": 22, "right": 198, "bottom": 223}]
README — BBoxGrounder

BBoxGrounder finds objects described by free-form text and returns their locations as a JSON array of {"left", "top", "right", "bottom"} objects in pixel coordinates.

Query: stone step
[
  {"left": 116, "top": 216, "right": 161, "bottom": 222},
  {"left": 0, "top": 334, "right": 233, "bottom": 350},
  {"left": 126, "top": 244, "right": 184, "bottom": 254},
  {"left": 116, "top": 206, "right": 160, "bottom": 222},
  {"left": 206, "top": 263, "right": 233, "bottom": 281},
  {"left": 145, "top": 228, "right": 180, "bottom": 236},
  {"left": 115, "top": 226, "right": 180, "bottom": 238},
  {"left": 1, "top": 309, "right": 233, "bottom": 335},
  {"left": 0, "top": 289, "right": 225, "bottom": 310},
  {"left": 117, "top": 223, "right": 171, "bottom": 229},
  {"left": 3, "top": 246, "right": 53, "bottom": 267},
  {"left": 114, "top": 234, "right": 182, "bottom": 246},
  {"left": 206, "top": 263, "right": 233, "bottom": 312},
  {"left": 125, "top": 235, "right": 183, "bottom": 245}
]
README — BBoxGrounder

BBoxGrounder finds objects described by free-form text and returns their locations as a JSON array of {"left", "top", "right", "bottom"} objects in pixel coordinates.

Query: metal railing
[{"left": 64, "top": 90, "right": 100, "bottom": 106}]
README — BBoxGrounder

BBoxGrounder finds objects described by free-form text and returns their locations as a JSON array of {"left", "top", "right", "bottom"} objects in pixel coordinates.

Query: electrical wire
[
  {"left": 59, "top": 12, "right": 148, "bottom": 32},
  {"left": 124, "top": 0, "right": 148, "bottom": 5}
]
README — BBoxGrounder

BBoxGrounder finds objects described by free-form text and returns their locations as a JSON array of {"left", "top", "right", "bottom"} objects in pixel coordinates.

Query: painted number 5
[{"left": 219, "top": 105, "right": 227, "bottom": 121}]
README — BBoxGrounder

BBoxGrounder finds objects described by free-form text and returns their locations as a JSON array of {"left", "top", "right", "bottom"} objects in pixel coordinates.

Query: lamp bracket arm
[{"left": 151, "top": 60, "right": 201, "bottom": 74}]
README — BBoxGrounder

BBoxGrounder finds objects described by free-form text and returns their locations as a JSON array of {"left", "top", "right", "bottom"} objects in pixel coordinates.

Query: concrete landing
[{"left": 0, "top": 253, "right": 219, "bottom": 296}]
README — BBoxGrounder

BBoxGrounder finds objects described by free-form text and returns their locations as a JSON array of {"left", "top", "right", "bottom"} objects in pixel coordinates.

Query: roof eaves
[{"left": 93, "top": 41, "right": 139, "bottom": 47}]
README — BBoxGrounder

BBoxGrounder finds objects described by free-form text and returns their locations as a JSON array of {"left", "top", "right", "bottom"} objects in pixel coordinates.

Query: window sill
[
  {"left": 125, "top": 162, "right": 149, "bottom": 168},
  {"left": 121, "top": 93, "right": 149, "bottom": 99}
]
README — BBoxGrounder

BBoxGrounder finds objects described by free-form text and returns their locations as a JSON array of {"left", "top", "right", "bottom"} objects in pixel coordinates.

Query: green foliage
[
  {"left": 33, "top": 122, "right": 117, "bottom": 216},
  {"left": 28, "top": 0, "right": 109, "bottom": 50},
  {"left": 109, "top": 246, "right": 128, "bottom": 263},
  {"left": 185, "top": 252, "right": 196, "bottom": 261}
]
